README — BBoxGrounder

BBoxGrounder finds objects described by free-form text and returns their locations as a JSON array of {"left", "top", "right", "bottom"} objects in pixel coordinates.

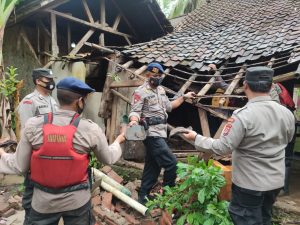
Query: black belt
[{"left": 145, "top": 117, "right": 167, "bottom": 126}]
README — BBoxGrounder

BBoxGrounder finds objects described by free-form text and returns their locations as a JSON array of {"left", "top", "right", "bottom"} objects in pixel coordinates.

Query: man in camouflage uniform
[
  {"left": 129, "top": 62, "right": 195, "bottom": 204},
  {"left": 17, "top": 68, "right": 58, "bottom": 225},
  {"left": 183, "top": 67, "right": 295, "bottom": 225}
]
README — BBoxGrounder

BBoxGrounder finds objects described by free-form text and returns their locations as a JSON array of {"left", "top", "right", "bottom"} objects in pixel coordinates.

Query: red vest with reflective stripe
[{"left": 30, "top": 113, "right": 89, "bottom": 189}]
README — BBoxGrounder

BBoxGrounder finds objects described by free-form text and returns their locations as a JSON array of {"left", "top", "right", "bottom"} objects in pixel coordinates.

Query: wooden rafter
[
  {"left": 219, "top": 66, "right": 245, "bottom": 106},
  {"left": 81, "top": 0, "right": 94, "bottom": 23},
  {"left": 110, "top": 0, "right": 138, "bottom": 38},
  {"left": 69, "top": 29, "right": 95, "bottom": 55},
  {"left": 38, "top": 21, "right": 51, "bottom": 38},
  {"left": 112, "top": 14, "right": 121, "bottom": 31},
  {"left": 45, "top": 9, "right": 133, "bottom": 39},
  {"left": 176, "top": 73, "right": 197, "bottom": 97}
]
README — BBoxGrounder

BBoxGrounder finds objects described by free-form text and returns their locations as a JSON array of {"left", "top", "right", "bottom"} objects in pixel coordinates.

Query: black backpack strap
[
  {"left": 43, "top": 113, "right": 53, "bottom": 125},
  {"left": 70, "top": 113, "right": 81, "bottom": 128}
]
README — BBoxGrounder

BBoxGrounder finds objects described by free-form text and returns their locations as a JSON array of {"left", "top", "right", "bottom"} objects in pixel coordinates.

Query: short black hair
[
  {"left": 246, "top": 81, "right": 272, "bottom": 93},
  {"left": 57, "top": 89, "right": 85, "bottom": 105}
]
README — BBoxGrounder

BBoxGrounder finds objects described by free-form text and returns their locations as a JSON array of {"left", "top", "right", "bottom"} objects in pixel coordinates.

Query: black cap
[
  {"left": 32, "top": 68, "right": 55, "bottom": 79},
  {"left": 245, "top": 66, "right": 273, "bottom": 84}
]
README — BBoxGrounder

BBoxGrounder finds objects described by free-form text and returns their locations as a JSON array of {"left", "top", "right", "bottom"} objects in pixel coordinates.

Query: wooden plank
[
  {"left": 219, "top": 67, "right": 245, "bottom": 106},
  {"left": 124, "top": 36, "right": 132, "bottom": 46},
  {"left": 134, "top": 65, "right": 147, "bottom": 76},
  {"left": 99, "top": 33, "right": 105, "bottom": 46},
  {"left": 69, "top": 29, "right": 95, "bottom": 55},
  {"left": 110, "top": 80, "right": 143, "bottom": 88},
  {"left": 112, "top": 14, "right": 121, "bottom": 31},
  {"left": 110, "top": 0, "right": 138, "bottom": 38},
  {"left": 51, "top": 12, "right": 59, "bottom": 57},
  {"left": 196, "top": 67, "right": 224, "bottom": 99},
  {"left": 46, "top": 9, "right": 133, "bottom": 38},
  {"left": 85, "top": 42, "right": 114, "bottom": 53},
  {"left": 176, "top": 73, "right": 197, "bottom": 97},
  {"left": 198, "top": 109, "right": 211, "bottom": 137},
  {"left": 109, "top": 92, "right": 118, "bottom": 144},
  {"left": 122, "top": 60, "right": 134, "bottom": 69},
  {"left": 81, "top": 0, "right": 94, "bottom": 23},
  {"left": 100, "top": 0, "right": 106, "bottom": 26},
  {"left": 110, "top": 89, "right": 131, "bottom": 104},
  {"left": 20, "top": 31, "right": 41, "bottom": 65}
]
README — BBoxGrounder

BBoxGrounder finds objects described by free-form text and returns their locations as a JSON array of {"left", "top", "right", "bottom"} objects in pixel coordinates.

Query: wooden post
[
  {"left": 51, "top": 12, "right": 59, "bottom": 57},
  {"left": 37, "top": 22, "right": 40, "bottom": 61},
  {"left": 198, "top": 109, "right": 210, "bottom": 137},
  {"left": 100, "top": 0, "right": 105, "bottom": 46},
  {"left": 67, "top": 21, "right": 71, "bottom": 52}
]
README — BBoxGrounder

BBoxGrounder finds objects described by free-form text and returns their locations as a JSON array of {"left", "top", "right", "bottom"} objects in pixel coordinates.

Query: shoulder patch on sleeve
[
  {"left": 23, "top": 100, "right": 33, "bottom": 105},
  {"left": 133, "top": 93, "right": 141, "bottom": 104}
]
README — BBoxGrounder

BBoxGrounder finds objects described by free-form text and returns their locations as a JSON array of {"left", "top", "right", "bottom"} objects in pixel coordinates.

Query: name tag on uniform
[{"left": 38, "top": 105, "right": 48, "bottom": 109}]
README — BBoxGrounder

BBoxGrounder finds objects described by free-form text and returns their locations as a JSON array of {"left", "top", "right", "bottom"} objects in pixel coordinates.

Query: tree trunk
[
  {"left": 0, "top": 26, "right": 15, "bottom": 140},
  {"left": 0, "top": 27, "right": 4, "bottom": 78}
]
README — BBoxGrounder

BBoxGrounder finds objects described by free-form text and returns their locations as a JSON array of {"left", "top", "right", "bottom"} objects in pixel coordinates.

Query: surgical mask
[
  {"left": 149, "top": 77, "right": 163, "bottom": 87},
  {"left": 38, "top": 80, "right": 56, "bottom": 91}
]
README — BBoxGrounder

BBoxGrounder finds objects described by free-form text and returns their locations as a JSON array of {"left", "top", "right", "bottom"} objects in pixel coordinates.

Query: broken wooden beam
[
  {"left": 69, "top": 29, "right": 95, "bottom": 55},
  {"left": 46, "top": 9, "right": 133, "bottom": 38},
  {"left": 85, "top": 42, "right": 115, "bottom": 54},
  {"left": 198, "top": 109, "right": 211, "bottom": 137}
]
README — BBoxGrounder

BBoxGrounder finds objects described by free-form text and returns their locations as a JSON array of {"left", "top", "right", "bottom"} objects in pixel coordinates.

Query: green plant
[
  {"left": 89, "top": 152, "right": 102, "bottom": 169},
  {"left": 107, "top": 73, "right": 121, "bottom": 82},
  {"left": 147, "top": 156, "right": 233, "bottom": 225},
  {"left": 0, "top": 65, "right": 19, "bottom": 97}
]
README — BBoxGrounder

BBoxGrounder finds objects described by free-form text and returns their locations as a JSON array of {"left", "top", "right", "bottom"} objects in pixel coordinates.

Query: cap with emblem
[
  {"left": 57, "top": 77, "right": 95, "bottom": 95},
  {"left": 147, "top": 62, "right": 164, "bottom": 74},
  {"left": 245, "top": 66, "right": 274, "bottom": 84},
  {"left": 32, "top": 68, "right": 55, "bottom": 79}
]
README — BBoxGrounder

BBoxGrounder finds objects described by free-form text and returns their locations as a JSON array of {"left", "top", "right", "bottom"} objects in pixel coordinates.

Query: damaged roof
[{"left": 123, "top": 0, "right": 300, "bottom": 70}]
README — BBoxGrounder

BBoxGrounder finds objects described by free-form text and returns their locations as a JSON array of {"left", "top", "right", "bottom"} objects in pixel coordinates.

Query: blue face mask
[{"left": 149, "top": 77, "right": 163, "bottom": 87}]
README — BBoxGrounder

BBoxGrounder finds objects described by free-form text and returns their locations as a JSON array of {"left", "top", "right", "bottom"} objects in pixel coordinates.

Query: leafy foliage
[
  {"left": 89, "top": 152, "right": 102, "bottom": 169},
  {"left": 156, "top": 0, "right": 206, "bottom": 19},
  {"left": 0, "top": 65, "right": 19, "bottom": 96},
  {"left": 107, "top": 73, "right": 121, "bottom": 82},
  {"left": 147, "top": 156, "right": 233, "bottom": 225},
  {"left": 0, "top": 0, "right": 21, "bottom": 26}
]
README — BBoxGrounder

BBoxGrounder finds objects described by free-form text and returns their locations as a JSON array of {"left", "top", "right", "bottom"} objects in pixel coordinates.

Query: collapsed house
[
  {"left": 97, "top": 0, "right": 300, "bottom": 160},
  {"left": 4, "top": 0, "right": 300, "bottom": 158}
]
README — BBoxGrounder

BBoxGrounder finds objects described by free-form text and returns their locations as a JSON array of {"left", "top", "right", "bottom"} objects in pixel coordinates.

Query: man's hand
[
  {"left": 0, "top": 147, "right": 6, "bottom": 158},
  {"left": 182, "top": 130, "right": 198, "bottom": 141},
  {"left": 128, "top": 120, "right": 138, "bottom": 127},
  {"left": 208, "top": 64, "right": 217, "bottom": 71},
  {"left": 183, "top": 92, "right": 196, "bottom": 100}
]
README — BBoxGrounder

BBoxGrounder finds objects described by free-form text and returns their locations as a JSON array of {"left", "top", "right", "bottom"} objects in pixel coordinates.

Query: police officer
[
  {"left": 16, "top": 68, "right": 58, "bottom": 225},
  {"left": 183, "top": 66, "right": 295, "bottom": 225},
  {"left": 0, "top": 77, "right": 125, "bottom": 225},
  {"left": 129, "top": 62, "right": 195, "bottom": 204},
  {"left": 17, "top": 68, "right": 58, "bottom": 128}
]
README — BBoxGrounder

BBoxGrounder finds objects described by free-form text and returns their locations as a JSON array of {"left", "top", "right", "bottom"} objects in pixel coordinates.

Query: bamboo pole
[
  {"left": 92, "top": 168, "right": 131, "bottom": 196},
  {"left": 101, "top": 180, "right": 148, "bottom": 215}
]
